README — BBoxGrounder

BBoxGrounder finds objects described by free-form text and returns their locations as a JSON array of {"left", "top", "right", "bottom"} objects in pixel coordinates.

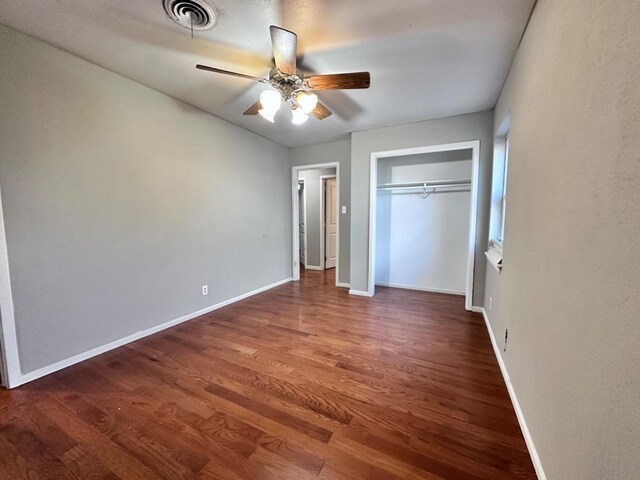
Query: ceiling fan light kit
[
  {"left": 291, "top": 106, "right": 309, "bottom": 125},
  {"left": 258, "top": 107, "right": 277, "bottom": 123},
  {"left": 296, "top": 92, "right": 318, "bottom": 114},
  {"left": 195, "top": 25, "right": 370, "bottom": 126},
  {"left": 258, "top": 90, "right": 281, "bottom": 122}
]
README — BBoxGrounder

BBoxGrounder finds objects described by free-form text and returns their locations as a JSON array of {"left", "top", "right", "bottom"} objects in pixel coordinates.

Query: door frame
[
  {"left": 291, "top": 162, "right": 340, "bottom": 286},
  {"left": 297, "top": 178, "right": 307, "bottom": 267},
  {"left": 319, "top": 175, "right": 337, "bottom": 270},
  {"left": 367, "top": 140, "right": 481, "bottom": 310},
  {"left": 0, "top": 184, "right": 20, "bottom": 387}
]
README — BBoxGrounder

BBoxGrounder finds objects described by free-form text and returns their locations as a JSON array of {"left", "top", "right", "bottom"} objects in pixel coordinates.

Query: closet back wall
[
  {"left": 0, "top": 24, "right": 291, "bottom": 378},
  {"left": 375, "top": 150, "right": 472, "bottom": 294}
]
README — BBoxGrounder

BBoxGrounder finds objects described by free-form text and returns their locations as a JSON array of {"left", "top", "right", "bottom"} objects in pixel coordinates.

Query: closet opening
[{"left": 367, "top": 141, "right": 480, "bottom": 310}]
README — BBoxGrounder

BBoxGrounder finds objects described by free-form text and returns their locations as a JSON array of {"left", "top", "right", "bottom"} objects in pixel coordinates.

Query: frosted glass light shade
[
  {"left": 296, "top": 92, "right": 318, "bottom": 114},
  {"left": 291, "top": 107, "right": 308, "bottom": 125},
  {"left": 260, "top": 90, "right": 281, "bottom": 111},
  {"left": 258, "top": 108, "right": 277, "bottom": 123},
  {"left": 257, "top": 90, "right": 281, "bottom": 123}
]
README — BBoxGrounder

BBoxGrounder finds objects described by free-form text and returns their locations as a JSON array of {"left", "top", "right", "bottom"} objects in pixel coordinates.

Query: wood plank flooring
[{"left": 0, "top": 269, "right": 536, "bottom": 479}]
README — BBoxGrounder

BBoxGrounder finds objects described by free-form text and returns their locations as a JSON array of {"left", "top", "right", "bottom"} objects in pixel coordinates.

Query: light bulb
[
  {"left": 291, "top": 107, "right": 308, "bottom": 125},
  {"left": 258, "top": 108, "right": 277, "bottom": 123},
  {"left": 296, "top": 92, "right": 318, "bottom": 114},
  {"left": 260, "top": 90, "right": 281, "bottom": 112}
]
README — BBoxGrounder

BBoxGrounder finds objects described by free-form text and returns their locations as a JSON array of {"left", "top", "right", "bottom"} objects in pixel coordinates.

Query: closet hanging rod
[{"left": 377, "top": 179, "right": 471, "bottom": 190}]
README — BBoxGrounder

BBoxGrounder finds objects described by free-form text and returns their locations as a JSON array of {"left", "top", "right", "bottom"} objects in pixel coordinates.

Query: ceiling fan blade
[
  {"left": 270, "top": 26, "right": 297, "bottom": 75},
  {"left": 243, "top": 100, "right": 263, "bottom": 116},
  {"left": 196, "top": 64, "right": 267, "bottom": 83},
  {"left": 310, "top": 101, "right": 332, "bottom": 120},
  {"left": 305, "top": 72, "right": 370, "bottom": 90}
]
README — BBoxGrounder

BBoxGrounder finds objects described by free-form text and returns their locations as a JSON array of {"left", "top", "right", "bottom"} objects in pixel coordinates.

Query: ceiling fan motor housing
[{"left": 269, "top": 68, "right": 305, "bottom": 100}]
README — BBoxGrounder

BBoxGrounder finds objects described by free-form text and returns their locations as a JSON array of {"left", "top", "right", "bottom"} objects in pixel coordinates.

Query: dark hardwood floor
[{"left": 0, "top": 269, "right": 536, "bottom": 479}]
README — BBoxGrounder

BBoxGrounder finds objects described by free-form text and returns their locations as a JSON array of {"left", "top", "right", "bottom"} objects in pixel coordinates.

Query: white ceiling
[{"left": 0, "top": 0, "right": 535, "bottom": 147}]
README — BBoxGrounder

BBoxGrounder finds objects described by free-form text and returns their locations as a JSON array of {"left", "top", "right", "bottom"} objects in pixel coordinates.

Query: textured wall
[
  {"left": 0, "top": 24, "right": 291, "bottom": 375},
  {"left": 484, "top": 0, "right": 640, "bottom": 478}
]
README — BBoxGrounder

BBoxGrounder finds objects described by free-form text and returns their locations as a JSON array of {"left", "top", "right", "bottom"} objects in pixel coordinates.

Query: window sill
[{"left": 485, "top": 241, "right": 503, "bottom": 273}]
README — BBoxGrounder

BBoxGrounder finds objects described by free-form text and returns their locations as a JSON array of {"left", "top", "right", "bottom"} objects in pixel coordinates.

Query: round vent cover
[{"left": 163, "top": 0, "right": 217, "bottom": 31}]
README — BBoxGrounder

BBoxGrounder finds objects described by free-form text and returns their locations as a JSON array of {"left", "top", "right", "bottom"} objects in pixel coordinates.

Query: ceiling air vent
[{"left": 163, "top": 0, "right": 217, "bottom": 31}]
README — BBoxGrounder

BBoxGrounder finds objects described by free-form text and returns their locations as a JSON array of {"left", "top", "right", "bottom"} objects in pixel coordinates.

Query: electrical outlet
[
  {"left": 504, "top": 329, "right": 508, "bottom": 352},
  {"left": 202, "top": 285, "right": 208, "bottom": 296},
  {"left": 489, "top": 297, "right": 493, "bottom": 311},
  {"left": 341, "top": 206, "right": 347, "bottom": 214}
]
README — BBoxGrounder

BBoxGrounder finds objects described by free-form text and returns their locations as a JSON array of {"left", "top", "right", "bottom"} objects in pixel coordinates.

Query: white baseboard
[
  {"left": 303, "top": 265, "right": 323, "bottom": 271},
  {"left": 375, "top": 282, "right": 465, "bottom": 296},
  {"left": 479, "top": 307, "right": 546, "bottom": 480},
  {"left": 336, "top": 282, "right": 350, "bottom": 289},
  {"left": 348, "top": 289, "right": 372, "bottom": 297},
  {"left": 12, "top": 277, "right": 292, "bottom": 388}
]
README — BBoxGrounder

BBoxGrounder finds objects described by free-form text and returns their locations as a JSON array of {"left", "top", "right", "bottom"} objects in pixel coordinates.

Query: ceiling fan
[{"left": 196, "top": 26, "right": 370, "bottom": 125}]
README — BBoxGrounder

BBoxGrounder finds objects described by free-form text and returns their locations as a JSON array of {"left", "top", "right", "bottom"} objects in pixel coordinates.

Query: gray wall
[
  {"left": 291, "top": 139, "right": 351, "bottom": 285},
  {"left": 298, "top": 168, "right": 336, "bottom": 268},
  {"left": 0, "top": 24, "right": 291, "bottom": 375},
  {"left": 484, "top": 1, "right": 640, "bottom": 478},
  {"left": 350, "top": 110, "right": 494, "bottom": 303}
]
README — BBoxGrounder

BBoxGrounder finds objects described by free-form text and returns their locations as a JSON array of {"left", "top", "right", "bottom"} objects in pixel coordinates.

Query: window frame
[
  {"left": 486, "top": 134, "right": 509, "bottom": 273},
  {"left": 497, "top": 135, "right": 509, "bottom": 245}
]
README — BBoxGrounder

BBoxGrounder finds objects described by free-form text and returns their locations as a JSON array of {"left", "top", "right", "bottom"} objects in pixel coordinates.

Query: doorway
[
  {"left": 0, "top": 310, "right": 4, "bottom": 386},
  {"left": 0, "top": 188, "right": 19, "bottom": 387},
  {"left": 321, "top": 176, "right": 337, "bottom": 270},
  {"left": 291, "top": 162, "right": 340, "bottom": 285},
  {"left": 367, "top": 141, "right": 480, "bottom": 310},
  {"left": 298, "top": 179, "right": 307, "bottom": 267}
]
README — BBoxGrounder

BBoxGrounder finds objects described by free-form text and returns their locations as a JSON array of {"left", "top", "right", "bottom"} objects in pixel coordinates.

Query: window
[
  {"left": 498, "top": 136, "right": 509, "bottom": 244},
  {"left": 486, "top": 135, "right": 509, "bottom": 272}
]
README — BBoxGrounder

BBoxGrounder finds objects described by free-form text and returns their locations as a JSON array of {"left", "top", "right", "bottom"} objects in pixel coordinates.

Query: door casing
[
  {"left": 297, "top": 179, "right": 307, "bottom": 267},
  {"left": 291, "top": 162, "right": 341, "bottom": 286},
  {"left": 366, "top": 140, "right": 481, "bottom": 310}
]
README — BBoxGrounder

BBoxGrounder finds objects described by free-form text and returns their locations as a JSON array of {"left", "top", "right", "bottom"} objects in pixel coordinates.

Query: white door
[
  {"left": 298, "top": 182, "right": 306, "bottom": 266},
  {"left": 324, "top": 178, "right": 337, "bottom": 269}
]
